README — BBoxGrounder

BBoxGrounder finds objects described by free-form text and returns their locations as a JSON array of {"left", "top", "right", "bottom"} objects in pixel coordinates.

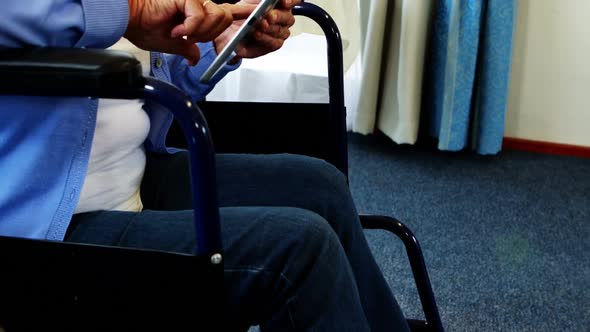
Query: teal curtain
[{"left": 423, "top": 0, "right": 517, "bottom": 155}]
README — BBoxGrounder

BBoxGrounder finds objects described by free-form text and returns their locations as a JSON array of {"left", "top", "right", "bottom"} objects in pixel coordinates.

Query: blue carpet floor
[{"left": 349, "top": 134, "right": 590, "bottom": 332}]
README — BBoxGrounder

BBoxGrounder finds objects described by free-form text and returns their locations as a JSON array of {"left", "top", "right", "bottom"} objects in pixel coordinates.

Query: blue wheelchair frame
[
  {"left": 0, "top": 50, "right": 226, "bottom": 331},
  {"left": 0, "top": 3, "right": 443, "bottom": 331},
  {"left": 192, "top": 4, "right": 444, "bottom": 331}
]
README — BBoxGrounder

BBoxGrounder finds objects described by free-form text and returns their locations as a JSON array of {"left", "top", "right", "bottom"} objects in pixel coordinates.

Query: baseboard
[{"left": 503, "top": 137, "right": 590, "bottom": 158}]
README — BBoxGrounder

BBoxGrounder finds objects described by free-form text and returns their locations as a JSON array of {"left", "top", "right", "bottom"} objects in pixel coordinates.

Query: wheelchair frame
[
  {"left": 0, "top": 2, "right": 443, "bottom": 331},
  {"left": 172, "top": 3, "right": 445, "bottom": 331}
]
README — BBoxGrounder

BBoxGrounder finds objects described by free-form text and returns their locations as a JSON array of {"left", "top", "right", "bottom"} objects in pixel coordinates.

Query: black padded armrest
[{"left": 0, "top": 47, "right": 145, "bottom": 98}]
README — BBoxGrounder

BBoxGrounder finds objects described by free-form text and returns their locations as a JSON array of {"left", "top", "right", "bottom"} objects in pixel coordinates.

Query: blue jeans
[{"left": 66, "top": 152, "right": 409, "bottom": 332}]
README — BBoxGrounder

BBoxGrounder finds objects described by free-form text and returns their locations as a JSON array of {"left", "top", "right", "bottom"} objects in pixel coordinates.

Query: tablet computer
[{"left": 199, "top": 0, "right": 280, "bottom": 83}]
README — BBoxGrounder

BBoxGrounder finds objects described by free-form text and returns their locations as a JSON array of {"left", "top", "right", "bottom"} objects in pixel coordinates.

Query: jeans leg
[
  {"left": 66, "top": 207, "right": 371, "bottom": 332},
  {"left": 214, "top": 154, "right": 410, "bottom": 332},
  {"left": 141, "top": 151, "right": 409, "bottom": 331}
]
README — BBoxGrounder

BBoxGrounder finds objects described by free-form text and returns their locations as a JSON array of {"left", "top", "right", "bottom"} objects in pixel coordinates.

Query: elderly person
[{"left": 0, "top": 0, "right": 409, "bottom": 330}]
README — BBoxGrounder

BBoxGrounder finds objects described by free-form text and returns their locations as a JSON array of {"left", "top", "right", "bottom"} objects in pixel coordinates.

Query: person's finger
[
  {"left": 279, "top": 0, "right": 301, "bottom": 10},
  {"left": 171, "top": 0, "right": 205, "bottom": 38},
  {"left": 171, "top": 0, "right": 234, "bottom": 41},
  {"left": 195, "top": 2, "right": 234, "bottom": 40},
  {"left": 166, "top": 39, "right": 202, "bottom": 65},
  {"left": 257, "top": 18, "right": 270, "bottom": 31},
  {"left": 259, "top": 24, "right": 284, "bottom": 39},
  {"left": 180, "top": 1, "right": 234, "bottom": 42},
  {"left": 266, "top": 9, "right": 295, "bottom": 27},
  {"left": 221, "top": 3, "right": 257, "bottom": 20},
  {"left": 276, "top": 26, "right": 291, "bottom": 40},
  {"left": 252, "top": 30, "right": 286, "bottom": 50}
]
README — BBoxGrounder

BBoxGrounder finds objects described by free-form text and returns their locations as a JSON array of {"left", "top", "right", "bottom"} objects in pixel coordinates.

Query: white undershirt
[{"left": 75, "top": 39, "right": 151, "bottom": 214}]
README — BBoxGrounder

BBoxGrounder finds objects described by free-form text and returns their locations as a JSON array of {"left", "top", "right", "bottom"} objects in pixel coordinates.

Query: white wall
[{"left": 506, "top": 0, "right": 590, "bottom": 146}]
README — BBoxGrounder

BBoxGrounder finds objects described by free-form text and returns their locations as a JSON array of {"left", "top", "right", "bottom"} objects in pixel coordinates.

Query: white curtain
[
  {"left": 348, "top": 0, "right": 433, "bottom": 144},
  {"left": 291, "top": 0, "right": 360, "bottom": 70}
]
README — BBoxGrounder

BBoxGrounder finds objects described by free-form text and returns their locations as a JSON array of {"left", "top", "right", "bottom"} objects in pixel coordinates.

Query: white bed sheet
[{"left": 207, "top": 33, "right": 360, "bottom": 105}]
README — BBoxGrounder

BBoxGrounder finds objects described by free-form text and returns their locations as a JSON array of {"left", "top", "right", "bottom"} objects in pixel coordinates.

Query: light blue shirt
[{"left": 0, "top": 0, "right": 240, "bottom": 240}]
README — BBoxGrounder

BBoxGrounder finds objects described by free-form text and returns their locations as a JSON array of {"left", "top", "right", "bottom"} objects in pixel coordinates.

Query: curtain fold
[
  {"left": 348, "top": 0, "right": 432, "bottom": 144},
  {"left": 377, "top": 0, "right": 435, "bottom": 144},
  {"left": 423, "top": 0, "right": 517, "bottom": 154},
  {"left": 349, "top": 0, "right": 433, "bottom": 145},
  {"left": 351, "top": 0, "right": 517, "bottom": 155},
  {"left": 290, "top": 0, "right": 360, "bottom": 70}
]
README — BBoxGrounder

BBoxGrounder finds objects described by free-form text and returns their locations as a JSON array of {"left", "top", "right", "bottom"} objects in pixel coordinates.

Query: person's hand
[
  {"left": 214, "top": 0, "right": 301, "bottom": 60},
  {"left": 125, "top": 0, "right": 242, "bottom": 65}
]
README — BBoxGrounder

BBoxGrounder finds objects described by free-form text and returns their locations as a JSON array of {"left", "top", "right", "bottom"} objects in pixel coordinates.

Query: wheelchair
[{"left": 0, "top": 2, "right": 443, "bottom": 331}]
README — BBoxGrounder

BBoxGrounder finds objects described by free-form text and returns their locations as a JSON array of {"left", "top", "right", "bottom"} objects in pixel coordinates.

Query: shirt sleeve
[
  {"left": 164, "top": 42, "right": 242, "bottom": 102},
  {"left": 0, "top": 0, "right": 128, "bottom": 48}
]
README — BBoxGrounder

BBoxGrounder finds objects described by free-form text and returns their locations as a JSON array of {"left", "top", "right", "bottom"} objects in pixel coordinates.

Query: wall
[{"left": 506, "top": 0, "right": 590, "bottom": 146}]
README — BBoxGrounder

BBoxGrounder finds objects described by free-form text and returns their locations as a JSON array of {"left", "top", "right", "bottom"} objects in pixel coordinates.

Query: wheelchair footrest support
[{"left": 359, "top": 215, "right": 444, "bottom": 332}]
